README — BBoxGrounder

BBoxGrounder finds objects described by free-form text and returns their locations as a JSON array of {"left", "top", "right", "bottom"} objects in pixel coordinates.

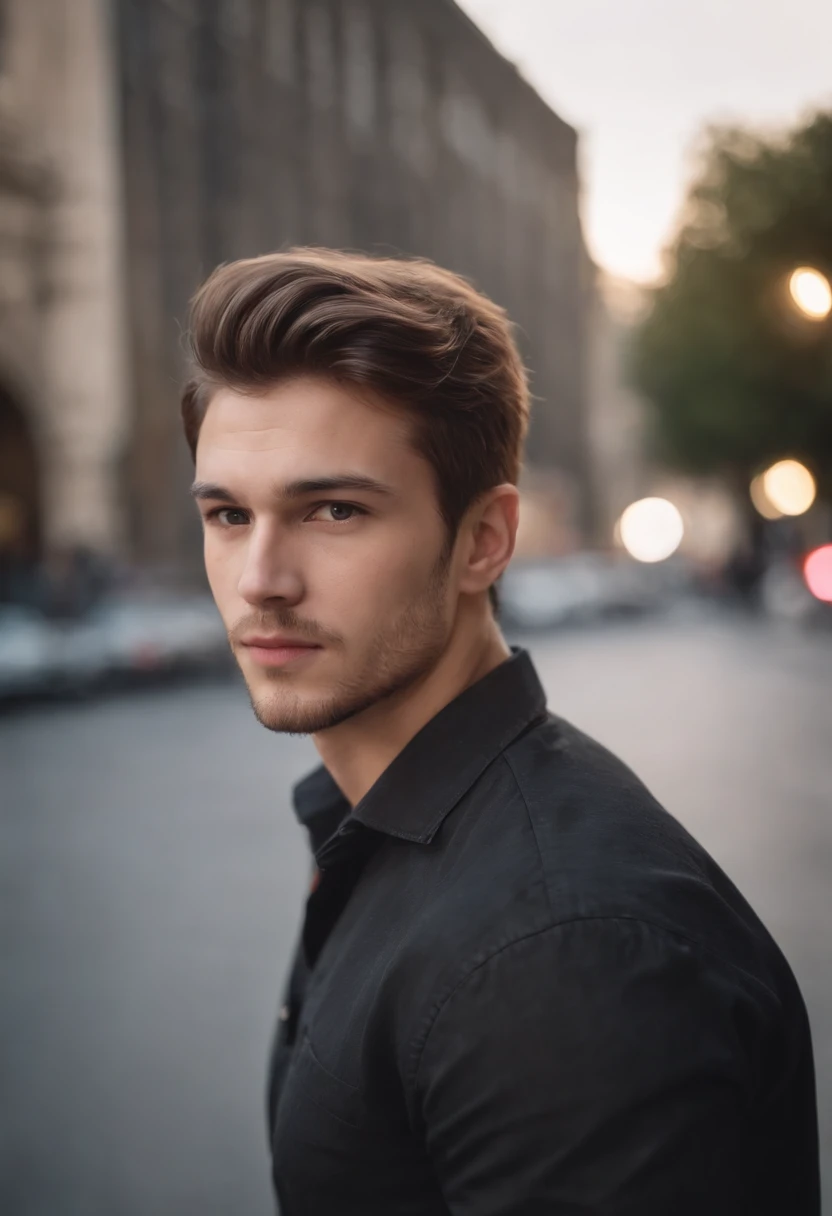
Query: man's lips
[
  {"left": 239, "top": 636, "right": 323, "bottom": 668},
  {"left": 241, "top": 636, "right": 321, "bottom": 649}
]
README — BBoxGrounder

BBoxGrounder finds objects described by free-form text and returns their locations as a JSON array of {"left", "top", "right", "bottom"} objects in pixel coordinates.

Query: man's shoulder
[
  {"left": 509, "top": 710, "right": 697, "bottom": 837},
  {"left": 429, "top": 712, "right": 789, "bottom": 1004},
  {"left": 502, "top": 711, "right": 724, "bottom": 902}
]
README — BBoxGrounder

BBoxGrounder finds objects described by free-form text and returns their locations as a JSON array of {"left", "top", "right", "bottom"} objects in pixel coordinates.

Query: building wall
[
  {"left": 115, "top": 0, "right": 593, "bottom": 571},
  {"left": 0, "top": 0, "right": 130, "bottom": 561},
  {"left": 0, "top": 105, "right": 52, "bottom": 563}
]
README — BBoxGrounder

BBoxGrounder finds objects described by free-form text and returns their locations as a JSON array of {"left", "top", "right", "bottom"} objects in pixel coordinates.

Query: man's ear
[{"left": 457, "top": 485, "right": 519, "bottom": 597}]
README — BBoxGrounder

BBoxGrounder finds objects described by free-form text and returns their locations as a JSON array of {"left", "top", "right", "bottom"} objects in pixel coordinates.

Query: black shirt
[{"left": 267, "top": 648, "right": 819, "bottom": 1215}]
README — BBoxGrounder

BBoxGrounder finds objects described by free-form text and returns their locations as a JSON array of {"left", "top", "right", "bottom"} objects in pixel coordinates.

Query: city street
[{"left": 2, "top": 613, "right": 831, "bottom": 1215}]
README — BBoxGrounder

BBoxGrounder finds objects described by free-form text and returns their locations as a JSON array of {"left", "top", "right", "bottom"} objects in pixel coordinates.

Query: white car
[
  {"left": 83, "top": 593, "right": 229, "bottom": 679},
  {"left": 500, "top": 554, "right": 662, "bottom": 631},
  {"left": 0, "top": 606, "right": 54, "bottom": 698}
]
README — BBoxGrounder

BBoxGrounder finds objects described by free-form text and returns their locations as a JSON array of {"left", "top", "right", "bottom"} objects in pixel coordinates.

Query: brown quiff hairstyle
[{"left": 181, "top": 247, "right": 529, "bottom": 541}]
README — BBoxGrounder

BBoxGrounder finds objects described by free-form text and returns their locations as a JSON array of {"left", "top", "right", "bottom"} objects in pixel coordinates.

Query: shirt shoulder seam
[
  {"left": 499, "top": 748, "right": 555, "bottom": 921},
  {"left": 407, "top": 912, "right": 782, "bottom": 1095}
]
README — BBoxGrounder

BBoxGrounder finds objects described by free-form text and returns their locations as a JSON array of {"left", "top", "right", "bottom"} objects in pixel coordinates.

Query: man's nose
[{"left": 236, "top": 521, "right": 304, "bottom": 607}]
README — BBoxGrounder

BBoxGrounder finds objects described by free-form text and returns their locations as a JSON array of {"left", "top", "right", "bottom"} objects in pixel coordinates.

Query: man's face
[{"left": 194, "top": 376, "right": 455, "bottom": 734}]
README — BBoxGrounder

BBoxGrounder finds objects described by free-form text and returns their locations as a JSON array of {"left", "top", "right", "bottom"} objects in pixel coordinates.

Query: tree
[{"left": 631, "top": 111, "right": 832, "bottom": 499}]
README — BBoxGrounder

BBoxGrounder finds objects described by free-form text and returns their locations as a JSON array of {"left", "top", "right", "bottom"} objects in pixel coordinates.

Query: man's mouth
[{"left": 239, "top": 636, "right": 323, "bottom": 668}]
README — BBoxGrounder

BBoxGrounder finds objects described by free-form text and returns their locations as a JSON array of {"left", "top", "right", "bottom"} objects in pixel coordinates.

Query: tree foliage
[{"left": 631, "top": 112, "right": 832, "bottom": 497}]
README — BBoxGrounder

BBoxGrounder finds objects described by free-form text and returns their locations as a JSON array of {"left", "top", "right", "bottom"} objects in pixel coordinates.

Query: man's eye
[
  {"left": 208, "top": 507, "right": 249, "bottom": 526},
  {"left": 310, "top": 502, "right": 366, "bottom": 522}
]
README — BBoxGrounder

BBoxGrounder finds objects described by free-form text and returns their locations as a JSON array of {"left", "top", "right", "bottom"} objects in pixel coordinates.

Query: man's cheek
[{"left": 205, "top": 551, "right": 236, "bottom": 616}]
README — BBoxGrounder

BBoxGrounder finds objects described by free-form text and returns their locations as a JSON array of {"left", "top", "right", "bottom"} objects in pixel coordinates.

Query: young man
[{"left": 182, "top": 249, "right": 819, "bottom": 1215}]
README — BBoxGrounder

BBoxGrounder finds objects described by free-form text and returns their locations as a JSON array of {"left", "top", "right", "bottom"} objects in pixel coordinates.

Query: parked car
[
  {"left": 81, "top": 592, "right": 230, "bottom": 680},
  {"left": 760, "top": 557, "right": 832, "bottom": 629},
  {"left": 0, "top": 606, "right": 54, "bottom": 698},
  {"left": 0, "top": 592, "right": 230, "bottom": 701},
  {"left": 499, "top": 553, "right": 666, "bottom": 632}
]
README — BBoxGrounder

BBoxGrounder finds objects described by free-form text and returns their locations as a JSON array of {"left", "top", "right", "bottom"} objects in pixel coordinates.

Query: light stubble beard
[{"left": 231, "top": 557, "right": 451, "bottom": 736}]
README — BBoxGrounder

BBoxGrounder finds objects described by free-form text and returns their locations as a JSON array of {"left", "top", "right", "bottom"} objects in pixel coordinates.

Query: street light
[
  {"left": 761, "top": 459, "right": 816, "bottom": 517},
  {"left": 788, "top": 267, "right": 832, "bottom": 320},
  {"left": 618, "top": 497, "right": 684, "bottom": 563},
  {"left": 750, "top": 460, "right": 816, "bottom": 519},
  {"left": 749, "top": 473, "right": 783, "bottom": 521}
]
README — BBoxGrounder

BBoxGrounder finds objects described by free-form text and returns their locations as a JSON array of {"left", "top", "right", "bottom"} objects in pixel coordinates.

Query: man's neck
[{"left": 312, "top": 614, "right": 511, "bottom": 808}]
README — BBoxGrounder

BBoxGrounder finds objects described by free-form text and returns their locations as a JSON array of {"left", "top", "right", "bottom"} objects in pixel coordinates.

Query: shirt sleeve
[{"left": 414, "top": 916, "right": 762, "bottom": 1215}]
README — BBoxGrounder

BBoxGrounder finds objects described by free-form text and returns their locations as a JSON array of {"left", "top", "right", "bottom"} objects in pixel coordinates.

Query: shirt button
[{"left": 279, "top": 1004, "right": 291, "bottom": 1022}]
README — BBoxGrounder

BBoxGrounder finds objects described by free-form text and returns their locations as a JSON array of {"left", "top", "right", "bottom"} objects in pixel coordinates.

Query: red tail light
[{"left": 804, "top": 545, "right": 832, "bottom": 602}]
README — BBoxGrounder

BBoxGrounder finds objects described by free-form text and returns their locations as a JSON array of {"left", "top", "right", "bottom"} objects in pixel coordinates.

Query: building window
[
  {"left": 305, "top": 0, "right": 335, "bottom": 111},
  {"left": 441, "top": 85, "right": 494, "bottom": 179},
  {"left": 389, "top": 17, "right": 431, "bottom": 176},
  {"left": 497, "top": 130, "right": 519, "bottom": 198},
  {"left": 497, "top": 130, "right": 543, "bottom": 209},
  {"left": 221, "top": 0, "right": 253, "bottom": 43},
  {"left": 520, "top": 150, "right": 544, "bottom": 211},
  {"left": 266, "top": 0, "right": 296, "bottom": 87},
  {"left": 343, "top": 0, "right": 376, "bottom": 136}
]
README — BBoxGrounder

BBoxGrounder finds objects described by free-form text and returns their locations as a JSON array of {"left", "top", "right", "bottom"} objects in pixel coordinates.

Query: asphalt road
[{"left": 2, "top": 612, "right": 831, "bottom": 1214}]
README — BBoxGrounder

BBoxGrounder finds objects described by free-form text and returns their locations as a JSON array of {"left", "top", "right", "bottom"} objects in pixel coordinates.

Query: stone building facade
[
  {"left": 0, "top": 0, "right": 130, "bottom": 570},
  {"left": 0, "top": 0, "right": 592, "bottom": 580}
]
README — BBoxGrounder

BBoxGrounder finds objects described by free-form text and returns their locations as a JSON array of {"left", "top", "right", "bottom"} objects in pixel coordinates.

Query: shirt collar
[
  {"left": 292, "top": 763, "right": 350, "bottom": 855},
  {"left": 291, "top": 647, "right": 547, "bottom": 866}
]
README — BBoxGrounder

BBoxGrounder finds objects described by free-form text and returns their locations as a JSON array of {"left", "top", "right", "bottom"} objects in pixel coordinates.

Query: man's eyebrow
[
  {"left": 189, "top": 475, "right": 396, "bottom": 502},
  {"left": 280, "top": 475, "right": 395, "bottom": 499},
  {"left": 190, "top": 481, "right": 235, "bottom": 501}
]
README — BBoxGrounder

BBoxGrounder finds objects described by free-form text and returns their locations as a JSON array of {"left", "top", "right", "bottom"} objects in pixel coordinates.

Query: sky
[{"left": 456, "top": 0, "right": 832, "bottom": 284}]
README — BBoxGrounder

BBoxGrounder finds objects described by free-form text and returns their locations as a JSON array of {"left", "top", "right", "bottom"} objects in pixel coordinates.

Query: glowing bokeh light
[
  {"left": 804, "top": 545, "right": 832, "bottom": 603},
  {"left": 762, "top": 460, "right": 816, "bottom": 517},
  {"left": 749, "top": 473, "right": 783, "bottom": 520},
  {"left": 618, "top": 497, "right": 684, "bottom": 563},
  {"left": 788, "top": 268, "right": 832, "bottom": 320}
]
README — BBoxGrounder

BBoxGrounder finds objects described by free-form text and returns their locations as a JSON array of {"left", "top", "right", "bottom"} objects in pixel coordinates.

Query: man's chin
[
  {"left": 247, "top": 668, "right": 426, "bottom": 736},
  {"left": 248, "top": 686, "right": 361, "bottom": 736},
  {"left": 236, "top": 658, "right": 329, "bottom": 734}
]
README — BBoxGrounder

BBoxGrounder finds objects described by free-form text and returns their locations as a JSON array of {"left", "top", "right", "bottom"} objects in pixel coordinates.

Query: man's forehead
[
  {"left": 195, "top": 379, "right": 428, "bottom": 490},
  {"left": 199, "top": 379, "right": 413, "bottom": 451}
]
